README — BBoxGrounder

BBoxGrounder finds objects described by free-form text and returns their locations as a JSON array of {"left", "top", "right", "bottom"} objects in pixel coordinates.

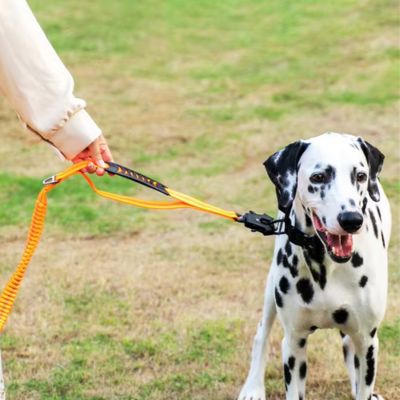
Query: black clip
[{"left": 238, "top": 211, "right": 281, "bottom": 236}]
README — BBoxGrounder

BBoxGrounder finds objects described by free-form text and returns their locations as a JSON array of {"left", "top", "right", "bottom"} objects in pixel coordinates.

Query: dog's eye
[
  {"left": 357, "top": 172, "right": 368, "bottom": 183},
  {"left": 310, "top": 173, "right": 326, "bottom": 184}
]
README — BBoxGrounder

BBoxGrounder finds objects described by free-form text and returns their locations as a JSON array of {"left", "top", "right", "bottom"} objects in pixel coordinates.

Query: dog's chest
[{"left": 275, "top": 241, "right": 387, "bottom": 333}]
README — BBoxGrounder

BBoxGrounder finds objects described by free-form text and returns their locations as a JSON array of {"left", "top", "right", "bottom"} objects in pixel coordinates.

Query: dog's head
[{"left": 265, "top": 132, "right": 384, "bottom": 263}]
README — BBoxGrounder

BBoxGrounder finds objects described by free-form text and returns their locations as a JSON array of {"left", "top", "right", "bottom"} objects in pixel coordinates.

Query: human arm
[{"left": 0, "top": 0, "right": 112, "bottom": 174}]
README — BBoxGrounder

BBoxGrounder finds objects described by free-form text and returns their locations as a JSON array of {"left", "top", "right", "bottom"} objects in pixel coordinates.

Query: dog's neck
[{"left": 289, "top": 197, "right": 333, "bottom": 289}]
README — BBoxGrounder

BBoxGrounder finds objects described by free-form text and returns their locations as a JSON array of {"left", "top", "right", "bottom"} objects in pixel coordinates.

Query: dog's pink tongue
[{"left": 327, "top": 234, "right": 353, "bottom": 258}]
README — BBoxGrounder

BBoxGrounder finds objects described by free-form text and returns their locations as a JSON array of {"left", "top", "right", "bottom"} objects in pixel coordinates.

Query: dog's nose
[{"left": 337, "top": 212, "right": 363, "bottom": 233}]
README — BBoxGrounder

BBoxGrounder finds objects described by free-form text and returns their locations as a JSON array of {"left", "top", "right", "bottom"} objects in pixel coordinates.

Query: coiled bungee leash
[{"left": 0, "top": 161, "right": 315, "bottom": 333}]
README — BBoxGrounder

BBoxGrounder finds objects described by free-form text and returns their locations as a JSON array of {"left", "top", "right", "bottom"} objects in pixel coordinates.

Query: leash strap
[
  {"left": 0, "top": 160, "right": 316, "bottom": 333},
  {"left": 0, "top": 161, "right": 239, "bottom": 332}
]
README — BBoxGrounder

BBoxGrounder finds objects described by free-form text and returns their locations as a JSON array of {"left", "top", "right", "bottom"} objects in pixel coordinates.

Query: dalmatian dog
[{"left": 238, "top": 132, "right": 390, "bottom": 400}]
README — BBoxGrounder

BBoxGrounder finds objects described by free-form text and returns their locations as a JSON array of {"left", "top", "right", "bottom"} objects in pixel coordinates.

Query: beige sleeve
[{"left": 0, "top": 0, "right": 101, "bottom": 159}]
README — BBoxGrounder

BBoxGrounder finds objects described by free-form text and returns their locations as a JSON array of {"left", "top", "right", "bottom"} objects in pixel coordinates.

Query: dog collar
[{"left": 238, "top": 211, "right": 318, "bottom": 250}]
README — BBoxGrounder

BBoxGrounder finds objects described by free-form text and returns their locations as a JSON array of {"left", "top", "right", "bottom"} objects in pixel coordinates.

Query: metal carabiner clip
[{"left": 42, "top": 175, "right": 59, "bottom": 186}]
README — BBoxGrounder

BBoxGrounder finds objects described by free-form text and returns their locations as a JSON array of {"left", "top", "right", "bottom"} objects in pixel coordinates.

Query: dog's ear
[
  {"left": 357, "top": 138, "right": 384, "bottom": 202},
  {"left": 264, "top": 141, "right": 309, "bottom": 213}
]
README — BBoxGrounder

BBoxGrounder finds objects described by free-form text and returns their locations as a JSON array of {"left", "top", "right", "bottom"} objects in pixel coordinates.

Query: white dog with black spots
[{"left": 238, "top": 132, "right": 390, "bottom": 400}]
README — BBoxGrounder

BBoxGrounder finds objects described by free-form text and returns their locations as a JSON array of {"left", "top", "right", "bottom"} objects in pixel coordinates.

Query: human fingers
[{"left": 88, "top": 137, "right": 107, "bottom": 176}]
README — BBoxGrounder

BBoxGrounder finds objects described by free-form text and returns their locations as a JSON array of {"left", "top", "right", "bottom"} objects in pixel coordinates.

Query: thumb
[{"left": 89, "top": 138, "right": 106, "bottom": 168}]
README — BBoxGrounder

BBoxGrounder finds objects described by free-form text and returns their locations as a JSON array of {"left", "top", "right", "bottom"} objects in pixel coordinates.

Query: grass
[{"left": 0, "top": 0, "right": 399, "bottom": 399}]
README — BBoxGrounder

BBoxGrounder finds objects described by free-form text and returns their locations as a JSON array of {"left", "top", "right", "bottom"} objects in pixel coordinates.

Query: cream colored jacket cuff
[{"left": 50, "top": 110, "right": 102, "bottom": 160}]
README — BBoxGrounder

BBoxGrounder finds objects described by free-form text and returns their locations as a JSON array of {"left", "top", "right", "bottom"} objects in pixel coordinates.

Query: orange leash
[{"left": 0, "top": 161, "right": 238, "bottom": 332}]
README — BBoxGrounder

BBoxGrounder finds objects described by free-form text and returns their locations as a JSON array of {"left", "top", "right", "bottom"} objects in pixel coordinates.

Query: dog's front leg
[
  {"left": 352, "top": 332, "right": 384, "bottom": 400},
  {"left": 238, "top": 269, "right": 277, "bottom": 400},
  {"left": 341, "top": 333, "right": 357, "bottom": 398},
  {"left": 281, "top": 332, "right": 308, "bottom": 400}
]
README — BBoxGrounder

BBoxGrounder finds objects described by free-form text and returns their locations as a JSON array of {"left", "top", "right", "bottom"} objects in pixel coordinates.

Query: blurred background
[{"left": 0, "top": 1, "right": 398, "bottom": 399}]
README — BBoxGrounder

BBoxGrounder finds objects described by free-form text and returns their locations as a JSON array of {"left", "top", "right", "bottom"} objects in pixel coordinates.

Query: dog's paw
[{"left": 237, "top": 382, "right": 266, "bottom": 400}]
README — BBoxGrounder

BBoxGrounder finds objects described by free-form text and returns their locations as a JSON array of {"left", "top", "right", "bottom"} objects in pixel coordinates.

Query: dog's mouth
[{"left": 312, "top": 213, "right": 353, "bottom": 263}]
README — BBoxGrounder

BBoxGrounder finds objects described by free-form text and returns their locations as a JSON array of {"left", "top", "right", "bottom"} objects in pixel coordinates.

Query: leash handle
[{"left": 105, "top": 162, "right": 169, "bottom": 196}]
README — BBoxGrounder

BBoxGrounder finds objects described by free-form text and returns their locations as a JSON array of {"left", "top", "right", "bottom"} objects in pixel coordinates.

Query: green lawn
[{"left": 0, "top": 0, "right": 399, "bottom": 399}]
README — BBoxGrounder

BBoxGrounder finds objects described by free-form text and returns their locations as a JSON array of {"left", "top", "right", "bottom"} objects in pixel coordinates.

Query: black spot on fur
[
  {"left": 304, "top": 251, "right": 312, "bottom": 268},
  {"left": 296, "top": 278, "right": 314, "bottom": 303},
  {"left": 308, "top": 185, "right": 315, "bottom": 194},
  {"left": 299, "top": 395, "right": 303, "bottom": 400},
  {"left": 369, "top": 209, "right": 378, "bottom": 238},
  {"left": 309, "top": 325, "right": 318, "bottom": 332},
  {"left": 365, "top": 345, "right": 375, "bottom": 385},
  {"left": 304, "top": 251, "right": 326, "bottom": 290},
  {"left": 370, "top": 328, "right": 377, "bottom": 338},
  {"left": 275, "top": 288, "right": 283, "bottom": 308},
  {"left": 354, "top": 355, "right": 360, "bottom": 369},
  {"left": 290, "top": 267, "right": 299, "bottom": 278},
  {"left": 298, "top": 338, "right": 306, "bottom": 348},
  {"left": 284, "top": 363, "right": 292, "bottom": 385},
  {"left": 349, "top": 199, "right": 356, "bottom": 207},
  {"left": 299, "top": 361, "right": 307, "bottom": 379},
  {"left": 305, "top": 214, "right": 312, "bottom": 227},
  {"left": 289, "top": 255, "right": 299, "bottom": 278},
  {"left": 285, "top": 241, "right": 292, "bottom": 256},
  {"left": 307, "top": 238, "right": 325, "bottom": 264},
  {"left": 381, "top": 232, "right": 386, "bottom": 248},
  {"left": 282, "top": 255, "right": 290, "bottom": 269},
  {"left": 342, "top": 344, "right": 348, "bottom": 360},
  {"left": 303, "top": 248, "right": 327, "bottom": 290},
  {"left": 325, "top": 165, "right": 336, "bottom": 181},
  {"left": 351, "top": 252, "right": 364, "bottom": 268},
  {"left": 362, "top": 197, "right": 368, "bottom": 215},
  {"left": 359, "top": 275, "right": 368, "bottom": 288},
  {"left": 358, "top": 138, "right": 384, "bottom": 202},
  {"left": 277, "top": 249, "right": 283, "bottom": 265},
  {"left": 288, "top": 356, "right": 296, "bottom": 370},
  {"left": 341, "top": 204, "right": 345, "bottom": 211},
  {"left": 332, "top": 308, "right": 349, "bottom": 324},
  {"left": 318, "top": 264, "right": 327, "bottom": 290},
  {"left": 322, "top": 216, "right": 327, "bottom": 225},
  {"left": 279, "top": 276, "right": 290, "bottom": 294},
  {"left": 283, "top": 254, "right": 298, "bottom": 278},
  {"left": 320, "top": 190, "right": 325, "bottom": 199},
  {"left": 376, "top": 206, "right": 382, "bottom": 221},
  {"left": 350, "top": 167, "right": 357, "bottom": 185}
]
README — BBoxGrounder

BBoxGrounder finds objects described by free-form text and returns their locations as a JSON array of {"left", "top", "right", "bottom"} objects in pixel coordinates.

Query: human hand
[{"left": 71, "top": 134, "right": 113, "bottom": 176}]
